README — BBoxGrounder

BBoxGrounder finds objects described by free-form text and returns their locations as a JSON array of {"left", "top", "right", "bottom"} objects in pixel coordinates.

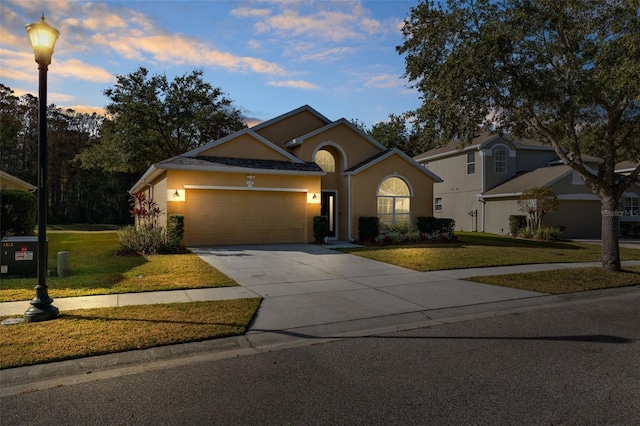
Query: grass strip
[
  {"left": 467, "top": 265, "right": 640, "bottom": 294},
  {"left": 339, "top": 232, "right": 640, "bottom": 272},
  {"left": 0, "top": 298, "right": 261, "bottom": 369},
  {"left": 1, "top": 232, "right": 237, "bottom": 302}
]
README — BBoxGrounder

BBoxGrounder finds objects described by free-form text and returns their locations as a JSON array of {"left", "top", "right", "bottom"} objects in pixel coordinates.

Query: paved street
[{"left": 2, "top": 290, "right": 639, "bottom": 425}]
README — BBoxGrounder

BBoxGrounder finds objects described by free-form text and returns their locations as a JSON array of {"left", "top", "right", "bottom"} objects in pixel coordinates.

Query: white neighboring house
[{"left": 0, "top": 171, "right": 36, "bottom": 192}]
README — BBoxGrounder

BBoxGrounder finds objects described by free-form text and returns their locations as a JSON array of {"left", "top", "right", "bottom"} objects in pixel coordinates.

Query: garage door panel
[{"left": 185, "top": 190, "right": 306, "bottom": 245}]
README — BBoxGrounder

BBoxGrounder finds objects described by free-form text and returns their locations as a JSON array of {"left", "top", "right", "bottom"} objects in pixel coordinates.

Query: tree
[
  {"left": 369, "top": 114, "right": 436, "bottom": 157},
  {"left": 518, "top": 187, "right": 559, "bottom": 231},
  {"left": 398, "top": 0, "right": 640, "bottom": 271},
  {"left": 77, "top": 67, "right": 247, "bottom": 174}
]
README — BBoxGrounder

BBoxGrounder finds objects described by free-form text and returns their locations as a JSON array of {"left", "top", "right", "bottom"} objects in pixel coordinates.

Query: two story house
[{"left": 414, "top": 132, "right": 640, "bottom": 238}]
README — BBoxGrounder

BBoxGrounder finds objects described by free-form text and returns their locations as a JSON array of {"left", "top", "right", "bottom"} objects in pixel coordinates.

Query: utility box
[{"left": 1, "top": 236, "right": 47, "bottom": 278}]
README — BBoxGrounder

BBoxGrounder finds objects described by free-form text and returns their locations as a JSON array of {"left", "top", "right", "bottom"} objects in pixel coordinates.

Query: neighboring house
[
  {"left": 130, "top": 105, "right": 441, "bottom": 246},
  {"left": 0, "top": 171, "right": 36, "bottom": 192},
  {"left": 414, "top": 132, "right": 640, "bottom": 238}
]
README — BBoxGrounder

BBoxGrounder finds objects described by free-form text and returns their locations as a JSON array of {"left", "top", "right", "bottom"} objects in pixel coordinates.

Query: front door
[{"left": 320, "top": 191, "right": 337, "bottom": 238}]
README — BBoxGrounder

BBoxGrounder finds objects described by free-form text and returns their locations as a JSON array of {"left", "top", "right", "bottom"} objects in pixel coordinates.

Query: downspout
[{"left": 348, "top": 174, "right": 353, "bottom": 242}]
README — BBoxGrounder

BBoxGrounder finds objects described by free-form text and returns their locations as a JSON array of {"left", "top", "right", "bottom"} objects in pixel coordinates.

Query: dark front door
[{"left": 320, "top": 191, "right": 337, "bottom": 238}]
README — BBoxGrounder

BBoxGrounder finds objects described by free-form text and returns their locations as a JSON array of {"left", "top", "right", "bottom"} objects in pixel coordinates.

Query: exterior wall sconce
[
  {"left": 168, "top": 189, "right": 185, "bottom": 202},
  {"left": 246, "top": 175, "right": 255, "bottom": 188},
  {"left": 307, "top": 192, "right": 321, "bottom": 204}
]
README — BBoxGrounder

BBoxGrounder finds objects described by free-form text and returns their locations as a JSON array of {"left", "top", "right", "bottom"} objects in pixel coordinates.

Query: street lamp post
[{"left": 24, "top": 14, "right": 60, "bottom": 323}]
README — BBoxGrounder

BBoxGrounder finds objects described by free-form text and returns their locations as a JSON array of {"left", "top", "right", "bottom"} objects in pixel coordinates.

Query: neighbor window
[
  {"left": 315, "top": 149, "right": 335, "bottom": 172},
  {"left": 467, "top": 152, "right": 475, "bottom": 174},
  {"left": 377, "top": 177, "right": 411, "bottom": 226},
  {"left": 495, "top": 149, "right": 507, "bottom": 173},
  {"left": 435, "top": 197, "right": 443, "bottom": 212},
  {"left": 624, "top": 197, "right": 639, "bottom": 215}
]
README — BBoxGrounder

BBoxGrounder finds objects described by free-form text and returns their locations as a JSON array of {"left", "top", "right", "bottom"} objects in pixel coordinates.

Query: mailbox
[{"left": 1, "top": 236, "right": 47, "bottom": 278}]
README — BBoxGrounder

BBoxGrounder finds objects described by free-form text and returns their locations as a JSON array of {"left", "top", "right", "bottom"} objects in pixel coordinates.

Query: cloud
[
  {"left": 56, "top": 59, "right": 114, "bottom": 83},
  {"left": 62, "top": 104, "right": 107, "bottom": 115},
  {"left": 299, "top": 47, "right": 357, "bottom": 62},
  {"left": 267, "top": 80, "right": 318, "bottom": 90},
  {"left": 251, "top": 1, "right": 385, "bottom": 42},
  {"left": 230, "top": 7, "right": 271, "bottom": 18},
  {"left": 365, "top": 73, "right": 403, "bottom": 89}
]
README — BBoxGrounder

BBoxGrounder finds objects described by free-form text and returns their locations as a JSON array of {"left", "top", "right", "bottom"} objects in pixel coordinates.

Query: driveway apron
[{"left": 190, "top": 244, "right": 543, "bottom": 336}]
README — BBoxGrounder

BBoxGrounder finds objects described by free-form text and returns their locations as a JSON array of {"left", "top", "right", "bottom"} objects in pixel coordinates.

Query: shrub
[
  {"left": 517, "top": 226, "right": 534, "bottom": 239},
  {"left": 358, "top": 217, "right": 380, "bottom": 242},
  {"left": 509, "top": 215, "right": 527, "bottom": 236},
  {"left": 535, "top": 226, "right": 564, "bottom": 241},
  {"left": 118, "top": 192, "right": 177, "bottom": 254},
  {"left": 418, "top": 216, "right": 455, "bottom": 234},
  {"left": 166, "top": 214, "right": 185, "bottom": 252},
  {"left": 313, "top": 215, "right": 329, "bottom": 243},
  {"left": 0, "top": 190, "right": 37, "bottom": 237},
  {"left": 417, "top": 216, "right": 436, "bottom": 233},
  {"left": 387, "top": 222, "right": 411, "bottom": 234}
]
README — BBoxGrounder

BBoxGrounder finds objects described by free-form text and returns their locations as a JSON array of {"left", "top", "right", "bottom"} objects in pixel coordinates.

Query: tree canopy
[
  {"left": 398, "top": 0, "right": 640, "bottom": 271},
  {"left": 77, "top": 67, "right": 247, "bottom": 174}
]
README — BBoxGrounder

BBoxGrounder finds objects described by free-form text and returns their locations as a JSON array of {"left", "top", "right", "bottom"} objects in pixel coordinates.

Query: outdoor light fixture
[
  {"left": 307, "top": 193, "right": 321, "bottom": 204},
  {"left": 24, "top": 13, "right": 60, "bottom": 322},
  {"left": 174, "top": 189, "right": 180, "bottom": 198}
]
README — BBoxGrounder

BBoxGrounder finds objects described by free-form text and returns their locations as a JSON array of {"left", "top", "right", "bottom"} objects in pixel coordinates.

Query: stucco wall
[
  {"left": 198, "top": 133, "right": 292, "bottom": 161},
  {"left": 254, "top": 110, "right": 328, "bottom": 149},
  {"left": 350, "top": 154, "right": 434, "bottom": 240}
]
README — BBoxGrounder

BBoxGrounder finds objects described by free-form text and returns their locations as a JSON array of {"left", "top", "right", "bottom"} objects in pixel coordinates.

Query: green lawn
[
  {"left": 338, "top": 232, "right": 640, "bottom": 271},
  {"left": 0, "top": 231, "right": 237, "bottom": 302},
  {"left": 0, "top": 298, "right": 261, "bottom": 369},
  {"left": 468, "top": 265, "right": 640, "bottom": 294}
]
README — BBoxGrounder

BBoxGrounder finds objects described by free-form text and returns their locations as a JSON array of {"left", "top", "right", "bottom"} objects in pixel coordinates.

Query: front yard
[{"left": 338, "top": 232, "right": 640, "bottom": 271}]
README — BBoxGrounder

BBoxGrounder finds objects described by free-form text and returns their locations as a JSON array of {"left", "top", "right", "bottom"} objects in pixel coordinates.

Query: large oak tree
[
  {"left": 398, "top": 0, "right": 640, "bottom": 271},
  {"left": 78, "top": 67, "right": 247, "bottom": 174}
]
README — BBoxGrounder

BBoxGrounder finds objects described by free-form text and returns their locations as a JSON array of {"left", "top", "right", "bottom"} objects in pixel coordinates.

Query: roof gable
[
  {"left": 285, "top": 118, "right": 387, "bottom": 152},
  {"left": 251, "top": 105, "right": 332, "bottom": 149},
  {"left": 346, "top": 149, "right": 443, "bottom": 182},
  {"left": 183, "top": 129, "right": 301, "bottom": 163}
]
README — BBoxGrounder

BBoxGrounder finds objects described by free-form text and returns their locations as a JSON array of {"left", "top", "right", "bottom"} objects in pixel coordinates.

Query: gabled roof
[
  {"left": 414, "top": 131, "right": 555, "bottom": 162},
  {"left": 284, "top": 118, "right": 387, "bottom": 151},
  {"left": 481, "top": 165, "right": 574, "bottom": 198},
  {"left": 250, "top": 104, "right": 332, "bottom": 132},
  {"left": 181, "top": 128, "right": 302, "bottom": 163},
  {"left": 0, "top": 170, "right": 36, "bottom": 191},
  {"left": 160, "top": 155, "right": 323, "bottom": 173},
  {"left": 345, "top": 148, "right": 443, "bottom": 182}
]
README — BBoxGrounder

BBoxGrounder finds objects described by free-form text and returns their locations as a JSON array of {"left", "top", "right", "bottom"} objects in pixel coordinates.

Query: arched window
[
  {"left": 314, "top": 149, "right": 335, "bottom": 172},
  {"left": 377, "top": 177, "right": 411, "bottom": 226}
]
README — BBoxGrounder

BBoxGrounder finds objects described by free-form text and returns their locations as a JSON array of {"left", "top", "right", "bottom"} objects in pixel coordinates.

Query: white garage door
[{"left": 184, "top": 190, "right": 307, "bottom": 246}]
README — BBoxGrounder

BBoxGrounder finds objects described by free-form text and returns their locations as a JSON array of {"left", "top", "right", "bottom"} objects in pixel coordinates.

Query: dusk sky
[{"left": 1, "top": 0, "right": 423, "bottom": 127}]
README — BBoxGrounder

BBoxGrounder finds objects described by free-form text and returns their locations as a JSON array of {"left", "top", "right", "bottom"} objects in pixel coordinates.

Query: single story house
[{"left": 130, "top": 105, "right": 441, "bottom": 245}]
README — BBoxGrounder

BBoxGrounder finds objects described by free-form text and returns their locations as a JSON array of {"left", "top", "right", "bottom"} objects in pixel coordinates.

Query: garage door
[{"left": 184, "top": 190, "right": 307, "bottom": 245}]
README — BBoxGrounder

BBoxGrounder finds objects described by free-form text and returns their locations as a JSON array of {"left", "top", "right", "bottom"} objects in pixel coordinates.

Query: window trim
[
  {"left": 376, "top": 176, "right": 412, "bottom": 226},
  {"left": 467, "top": 152, "right": 475, "bottom": 174},
  {"left": 435, "top": 197, "right": 443, "bottom": 212},
  {"left": 494, "top": 149, "right": 507, "bottom": 173}
]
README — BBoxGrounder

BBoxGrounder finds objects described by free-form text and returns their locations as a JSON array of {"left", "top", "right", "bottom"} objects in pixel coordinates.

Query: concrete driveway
[{"left": 190, "top": 244, "right": 546, "bottom": 342}]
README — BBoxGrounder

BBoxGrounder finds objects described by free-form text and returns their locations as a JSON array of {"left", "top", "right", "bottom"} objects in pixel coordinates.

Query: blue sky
[{"left": 1, "top": 0, "right": 422, "bottom": 127}]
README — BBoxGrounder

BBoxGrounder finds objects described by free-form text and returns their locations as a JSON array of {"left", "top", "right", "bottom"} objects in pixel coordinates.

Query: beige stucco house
[
  {"left": 0, "top": 171, "right": 37, "bottom": 192},
  {"left": 414, "top": 132, "right": 640, "bottom": 238},
  {"left": 130, "top": 105, "right": 441, "bottom": 246}
]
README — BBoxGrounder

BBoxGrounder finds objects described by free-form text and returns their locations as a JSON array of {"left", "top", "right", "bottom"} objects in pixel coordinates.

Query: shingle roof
[
  {"left": 160, "top": 155, "right": 323, "bottom": 172},
  {"left": 483, "top": 165, "right": 572, "bottom": 196}
]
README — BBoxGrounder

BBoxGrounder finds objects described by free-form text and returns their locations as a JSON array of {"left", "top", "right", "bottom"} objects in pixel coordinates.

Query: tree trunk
[{"left": 600, "top": 195, "right": 622, "bottom": 272}]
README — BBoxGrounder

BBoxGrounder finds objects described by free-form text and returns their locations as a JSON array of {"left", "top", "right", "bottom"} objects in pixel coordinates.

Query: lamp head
[{"left": 26, "top": 13, "right": 60, "bottom": 66}]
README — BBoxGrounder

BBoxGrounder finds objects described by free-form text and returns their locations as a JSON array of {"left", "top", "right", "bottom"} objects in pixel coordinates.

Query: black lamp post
[{"left": 24, "top": 14, "right": 60, "bottom": 323}]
